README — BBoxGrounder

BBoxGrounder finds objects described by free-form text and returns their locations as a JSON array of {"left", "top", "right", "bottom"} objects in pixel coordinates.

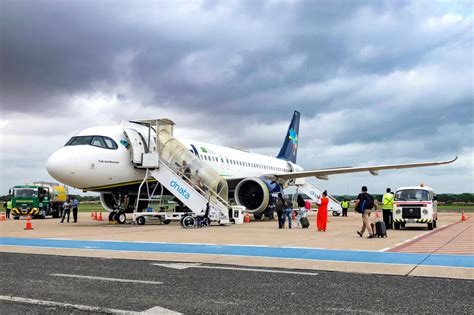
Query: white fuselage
[{"left": 46, "top": 125, "right": 303, "bottom": 191}]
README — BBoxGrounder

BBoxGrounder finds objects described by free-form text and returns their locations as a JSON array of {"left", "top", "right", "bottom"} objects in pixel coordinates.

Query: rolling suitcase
[
  {"left": 374, "top": 221, "right": 387, "bottom": 237},
  {"left": 300, "top": 217, "right": 310, "bottom": 229}
]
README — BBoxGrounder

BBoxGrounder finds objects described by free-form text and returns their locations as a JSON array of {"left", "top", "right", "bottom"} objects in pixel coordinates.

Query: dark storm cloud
[{"left": 0, "top": 0, "right": 472, "bottom": 194}]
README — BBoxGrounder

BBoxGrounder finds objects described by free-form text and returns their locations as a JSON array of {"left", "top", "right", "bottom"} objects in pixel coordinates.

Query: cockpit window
[
  {"left": 103, "top": 137, "right": 118, "bottom": 149},
  {"left": 65, "top": 136, "right": 118, "bottom": 150},
  {"left": 67, "top": 136, "right": 93, "bottom": 146},
  {"left": 91, "top": 136, "right": 107, "bottom": 148}
]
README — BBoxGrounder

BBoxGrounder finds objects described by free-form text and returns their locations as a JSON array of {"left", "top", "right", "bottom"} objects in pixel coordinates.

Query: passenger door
[{"left": 123, "top": 128, "right": 146, "bottom": 165}]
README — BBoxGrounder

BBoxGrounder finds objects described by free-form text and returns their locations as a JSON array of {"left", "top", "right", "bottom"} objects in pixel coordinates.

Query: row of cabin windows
[{"left": 196, "top": 153, "right": 288, "bottom": 172}]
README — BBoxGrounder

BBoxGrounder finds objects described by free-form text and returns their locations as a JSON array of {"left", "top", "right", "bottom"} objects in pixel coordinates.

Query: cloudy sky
[{"left": 1, "top": 0, "right": 472, "bottom": 196}]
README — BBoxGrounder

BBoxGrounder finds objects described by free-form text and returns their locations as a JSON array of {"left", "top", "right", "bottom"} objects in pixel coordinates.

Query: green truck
[{"left": 10, "top": 184, "right": 67, "bottom": 219}]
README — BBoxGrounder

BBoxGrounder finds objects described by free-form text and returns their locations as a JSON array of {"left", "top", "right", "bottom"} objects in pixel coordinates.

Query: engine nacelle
[
  {"left": 234, "top": 177, "right": 282, "bottom": 214},
  {"left": 100, "top": 193, "right": 147, "bottom": 213}
]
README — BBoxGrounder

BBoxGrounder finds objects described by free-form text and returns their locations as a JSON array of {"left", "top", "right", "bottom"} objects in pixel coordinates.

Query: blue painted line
[{"left": 1, "top": 237, "right": 472, "bottom": 268}]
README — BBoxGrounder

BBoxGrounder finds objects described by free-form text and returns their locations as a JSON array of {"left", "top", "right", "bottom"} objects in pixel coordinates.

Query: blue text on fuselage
[{"left": 170, "top": 180, "right": 190, "bottom": 199}]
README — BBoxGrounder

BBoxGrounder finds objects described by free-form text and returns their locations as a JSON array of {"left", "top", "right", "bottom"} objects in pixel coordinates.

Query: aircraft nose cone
[{"left": 46, "top": 148, "right": 77, "bottom": 186}]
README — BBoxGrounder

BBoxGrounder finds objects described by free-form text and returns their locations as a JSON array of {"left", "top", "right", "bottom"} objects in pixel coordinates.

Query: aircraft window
[
  {"left": 66, "top": 136, "right": 93, "bottom": 146},
  {"left": 226, "top": 158, "right": 229, "bottom": 163},
  {"left": 221, "top": 158, "right": 224, "bottom": 162},
  {"left": 200, "top": 155, "right": 203, "bottom": 159},
  {"left": 103, "top": 137, "right": 118, "bottom": 149},
  {"left": 91, "top": 136, "right": 107, "bottom": 148}
]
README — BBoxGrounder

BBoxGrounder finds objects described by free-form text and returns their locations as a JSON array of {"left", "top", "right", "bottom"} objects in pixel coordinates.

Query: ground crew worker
[
  {"left": 341, "top": 199, "right": 349, "bottom": 217},
  {"left": 61, "top": 199, "right": 71, "bottom": 223},
  {"left": 382, "top": 188, "right": 394, "bottom": 229},
  {"left": 6, "top": 199, "right": 12, "bottom": 219},
  {"left": 72, "top": 197, "right": 79, "bottom": 223}
]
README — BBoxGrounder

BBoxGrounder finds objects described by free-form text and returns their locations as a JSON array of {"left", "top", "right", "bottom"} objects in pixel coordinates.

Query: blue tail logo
[{"left": 276, "top": 111, "right": 300, "bottom": 164}]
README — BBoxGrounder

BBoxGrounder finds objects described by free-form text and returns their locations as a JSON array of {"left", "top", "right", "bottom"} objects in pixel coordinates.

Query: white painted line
[
  {"left": 143, "top": 305, "right": 182, "bottom": 314},
  {"left": 151, "top": 263, "right": 318, "bottom": 275},
  {"left": 0, "top": 295, "right": 139, "bottom": 314},
  {"left": 193, "top": 265, "right": 319, "bottom": 275},
  {"left": 152, "top": 263, "right": 202, "bottom": 270},
  {"left": 50, "top": 273, "right": 162, "bottom": 285}
]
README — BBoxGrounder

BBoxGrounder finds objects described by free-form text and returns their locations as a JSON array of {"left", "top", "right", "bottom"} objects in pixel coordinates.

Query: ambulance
[{"left": 393, "top": 184, "right": 438, "bottom": 230}]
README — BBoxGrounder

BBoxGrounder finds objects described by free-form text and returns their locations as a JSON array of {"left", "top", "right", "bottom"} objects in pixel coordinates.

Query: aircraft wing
[{"left": 268, "top": 157, "right": 458, "bottom": 181}]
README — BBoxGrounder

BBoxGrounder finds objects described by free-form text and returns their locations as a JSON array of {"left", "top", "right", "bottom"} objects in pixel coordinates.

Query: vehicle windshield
[
  {"left": 14, "top": 188, "right": 38, "bottom": 198},
  {"left": 395, "top": 189, "right": 430, "bottom": 201}
]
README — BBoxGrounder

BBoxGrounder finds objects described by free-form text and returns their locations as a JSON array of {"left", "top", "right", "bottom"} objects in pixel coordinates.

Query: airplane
[{"left": 46, "top": 111, "right": 457, "bottom": 220}]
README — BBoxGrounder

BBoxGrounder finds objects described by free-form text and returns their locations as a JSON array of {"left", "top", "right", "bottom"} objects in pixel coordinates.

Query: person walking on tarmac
[
  {"left": 355, "top": 186, "right": 375, "bottom": 238},
  {"left": 341, "top": 198, "right": 349, "bottom": 217},
  {"left": 71, "top": 197, "right": 79, "bottom": 223},
  {"left": 317, "top": 191, "right": 329, "bottom": 232},
  {"left": 382, "top": 188, "right": 395, "bottom": 229},
  {"left": 296, "top": 195, "right": 307, "bottom": 228},
  {"left": 281, "top": 195, "right": 293, "bottom": 228},
  {"left": 276, "top": 193, "right": 285, "bottom": 229}
]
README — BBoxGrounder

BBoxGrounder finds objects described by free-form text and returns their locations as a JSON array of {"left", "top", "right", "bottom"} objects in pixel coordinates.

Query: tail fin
[{"left": 276, "top": 111, "right": 300, "bottom": 164}]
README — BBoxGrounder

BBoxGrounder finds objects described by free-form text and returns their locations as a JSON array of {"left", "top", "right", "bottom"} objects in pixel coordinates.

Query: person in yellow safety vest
[
  {"left": 382, "top": 188, "right": 395, "bottom": 229},
  {"left": 341, "top": 199, "right": 349, "bottom": 217},
  {"left": 6, "top": 199, "right": 12, "bottom": 219}
]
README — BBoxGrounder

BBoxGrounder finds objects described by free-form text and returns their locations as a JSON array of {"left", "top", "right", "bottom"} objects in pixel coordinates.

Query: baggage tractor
[
  {"left": 374, "top": 221, "right": 387, "bottom": 237},
  {"left": 300, "top": 217, "right": 310, "bottom": 229}
]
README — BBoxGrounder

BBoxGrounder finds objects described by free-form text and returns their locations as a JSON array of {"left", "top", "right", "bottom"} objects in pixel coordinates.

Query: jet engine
[{"left": 234, "top": 177, "right": 282, "bottom": 214}]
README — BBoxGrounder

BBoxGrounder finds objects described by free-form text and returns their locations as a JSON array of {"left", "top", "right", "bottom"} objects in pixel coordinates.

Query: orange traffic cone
[
  {"left": 98, "top": 211, "right": 103, "bottom": 221},
  {"left": 24, "top": 215, "right": 34, "bottom": 230},
  {"left": 90, "top": 211, "right": 94, "bottom": 218},
  {"left": 244, "top": 211, "right": 250, "bottom": 223},
  {"left": 92, "top": 211, "right": 97, "bottom": 220},
  {"left": 0, "top": 213, "right": 5, "bottom": 221},
  {"left": 461, "top": 211, "right": 466, "bottom": 221}
]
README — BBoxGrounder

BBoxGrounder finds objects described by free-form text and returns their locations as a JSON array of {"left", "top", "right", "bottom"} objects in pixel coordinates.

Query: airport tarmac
[{"left": 1, "top": 211, "right": 472, "bottom": 280}]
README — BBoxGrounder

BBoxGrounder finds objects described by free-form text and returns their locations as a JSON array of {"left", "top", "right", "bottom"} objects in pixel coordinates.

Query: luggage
[
  {"left": 300, "top": 217, "right": 310, "bottom": 228},
  {"left": 374, "top": 221, "right": 387, "bottom": 238}
]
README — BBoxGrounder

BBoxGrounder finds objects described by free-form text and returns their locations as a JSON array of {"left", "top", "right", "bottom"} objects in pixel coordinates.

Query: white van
[{"left": 393, "top": 185, "right": 438, "bottom": 230}]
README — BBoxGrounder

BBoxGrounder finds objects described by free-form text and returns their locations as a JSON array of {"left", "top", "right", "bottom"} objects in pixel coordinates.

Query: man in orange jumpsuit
[{"left": 317, "top": 191, "right": 329, "bottom": 232}]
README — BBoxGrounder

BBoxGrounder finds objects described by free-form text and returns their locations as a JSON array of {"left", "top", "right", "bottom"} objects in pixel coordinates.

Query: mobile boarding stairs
[{"left": 123, "top": 119, "right": 244, "bottom": 228}]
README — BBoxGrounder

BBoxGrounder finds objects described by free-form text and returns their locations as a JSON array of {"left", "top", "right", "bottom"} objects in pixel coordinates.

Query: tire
[
  {"left": 116, "top": 212, "right": 126, "bottom": 224},
  {"left": 136, "top": 216, "right": 146, "bottom": 225},
  {"left": 253, "top": 213, "right": 263, "bottom": 220},
  {"left": 13, "top": 216, "right": 19, "bottom": 220},
  {"left": 332, "top": 211, "right": 340, "bottom": 217},
  {"left": 182, "top": 216, "right": 195, "bottom": 228},
  {"left": 108, "top": 212, "right": 115, "bottom": 222},
  {"left": 162, "top": 219, "right": 171, "bottom": 225},
  {"left": 401, "top": 222, "right": 406, "bottom": 228},
  {"left": 433, "top": 220, "right": 437, "bottom": 228},
  {"left": 201, "top": 217, "right": 210, "bottom": 227},
  {"left": 427, "top": 222, "right": 433, "bottom": 230},
  {"left": 394, "top": 222, "right": 401, "bottom": 230}
]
